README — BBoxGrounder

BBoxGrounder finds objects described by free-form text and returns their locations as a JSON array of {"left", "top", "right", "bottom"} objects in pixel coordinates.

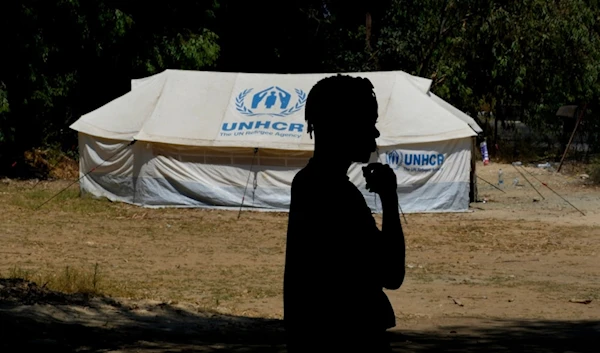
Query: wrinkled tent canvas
[{"left": 70, "top": 70, "right": 480, "bottom": 213}]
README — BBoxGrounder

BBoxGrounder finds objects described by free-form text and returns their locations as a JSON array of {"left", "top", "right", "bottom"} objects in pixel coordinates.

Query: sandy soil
[{"left": 0, "top": 162, "right": 598, "bottom": 352}]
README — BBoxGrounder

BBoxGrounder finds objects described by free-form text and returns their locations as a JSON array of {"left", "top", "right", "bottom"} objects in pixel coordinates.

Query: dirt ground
[{"left": 1, "top": 162, "right": 599, "bottom": 352}]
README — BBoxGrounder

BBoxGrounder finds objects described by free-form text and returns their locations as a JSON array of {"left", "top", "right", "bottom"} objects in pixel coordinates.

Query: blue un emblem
[
  {"left": 386, "top": 150, "right": 402, "bottom": 169},
  {"left": 235, "top": 86, "right": 307, "bottom": 117}
]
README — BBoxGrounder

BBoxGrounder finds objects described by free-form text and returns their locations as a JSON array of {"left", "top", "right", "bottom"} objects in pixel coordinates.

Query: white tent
[{"left": 70, "top": 69, "right": 480, "bottom": 213}]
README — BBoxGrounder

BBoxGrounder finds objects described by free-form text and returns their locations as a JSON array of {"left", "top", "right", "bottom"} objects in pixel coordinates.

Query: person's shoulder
[
  {"left": 292, "top": 162, "right": 314, "bottom": 184},
  {"left": 291, "top": 165, "right": 312, "bottom": 190}
]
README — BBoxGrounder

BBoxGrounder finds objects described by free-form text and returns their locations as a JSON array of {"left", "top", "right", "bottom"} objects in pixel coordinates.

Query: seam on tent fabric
[
  {"left": 395, "top": 128, "right": 475, "bottom": 138},
  {"left": 409, "top": 77, "right": 479, "bottom": 135},
  {"left": 135, "top": 71, "right": 169, "bottom": 140},
  {"left": 377, "top": 134, "right": 474, "bottom": 146},
  {"left": 78, "top": 121, "right": 138, "bottom": 139},
  {"left": 213, "top": 72, "right": 242, "bottom": 144},
  {"left": 404, "top": 71, "right": 432, "bottom": 94},
  {"left": 131, "top": 70, "right": 168, "bottom": 207},
  {"left": 135, "top": 134, "right": 314, "bottom": 151},
  {"left": 429, "top": 92, "right": 481, "bottom": 133},
  {"left": 131, "top": 72, "right": 160, "bottom": 90},
  {"left": 72, "top": 121, "right": 138, "bottom": 141},
  {"left": 381, "top": 74, "right": 398, "bottom": 123},
  {"left": 427, "top": 92, "right": 479, "bottom": 133}
]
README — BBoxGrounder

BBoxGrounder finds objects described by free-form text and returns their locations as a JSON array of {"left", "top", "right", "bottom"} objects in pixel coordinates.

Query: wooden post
[
  {"left": 558, "top": 103, "right": 587, "bottom": 173},
  {"left": 470, "top": 137, "right": 478, "bottom": 203},
  {"left": 366, "top": 12, "right": 372, "bottom": 50}
]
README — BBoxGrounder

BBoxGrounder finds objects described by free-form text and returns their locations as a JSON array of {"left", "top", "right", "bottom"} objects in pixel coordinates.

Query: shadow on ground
[{"left": 1, "top": 279, "right": 598, "bottom": 352}]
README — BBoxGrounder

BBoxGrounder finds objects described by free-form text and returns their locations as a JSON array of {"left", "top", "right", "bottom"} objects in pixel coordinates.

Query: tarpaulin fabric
[
  {"left": 78, "top": 133, "right": 471, "bottom": 213},
  {"left": 71, "top": 70, "right": 477, "bottom": 149},
  {"left": 72, "top": 69, "right": 480, "bottom": 213}
]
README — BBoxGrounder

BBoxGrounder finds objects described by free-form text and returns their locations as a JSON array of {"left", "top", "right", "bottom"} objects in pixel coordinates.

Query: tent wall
[
  {"left": 79, "top": 133, "right": 472, "bottom": 213},
  {"left": 133, "top": 143, "right": 310, "bottom": 209},
  {"left": 360, "top": 137, "right": 472, "bottom": 213},
  {"left": 78, "top": 133, "right": 137, "bottom": 203}
]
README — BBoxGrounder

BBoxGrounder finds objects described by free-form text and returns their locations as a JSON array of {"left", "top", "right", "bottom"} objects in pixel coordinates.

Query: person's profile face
[{"left": 347, "top": 105, "right": 380, "bottom": 163}]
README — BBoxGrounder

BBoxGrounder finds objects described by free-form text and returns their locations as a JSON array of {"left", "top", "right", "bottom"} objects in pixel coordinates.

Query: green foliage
[
  {"left": 3, "top": 0, "right": 600, "bottom": 177},
  {"left": 361, "top": 0, "right": 600, "bottom": 159},
  {"left": 0, "top": 1, "right": 220, "bottom": 176},
  {"left": 589, "top": 157, "right": 600, "bottom": 184}
]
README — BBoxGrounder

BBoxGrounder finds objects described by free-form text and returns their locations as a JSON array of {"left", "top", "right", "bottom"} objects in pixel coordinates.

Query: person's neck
[{"left": 311, "top": 150, "right": 352, "bottom": 175}]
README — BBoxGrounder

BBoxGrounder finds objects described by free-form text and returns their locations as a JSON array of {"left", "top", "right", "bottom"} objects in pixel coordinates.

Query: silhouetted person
[
  {"left": 251, "top": 87, "right": 273, "bottom": 108},
  {"left": 265, "top": 91, "right": 277, "bottom": 108},
  {"left": 284, "top": 75, "right": 406, "bottom": 352}
]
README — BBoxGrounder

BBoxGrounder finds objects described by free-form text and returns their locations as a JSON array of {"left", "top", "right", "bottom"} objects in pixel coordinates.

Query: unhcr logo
[
  {"left": 235, "top": 86, "right": 307, "bottom": 117},
  {"left": 218, "top": 86, "right": 307, "bottom": 140},
  {"left": 386, "top": 150, "right": 445, "bottom": 172}
]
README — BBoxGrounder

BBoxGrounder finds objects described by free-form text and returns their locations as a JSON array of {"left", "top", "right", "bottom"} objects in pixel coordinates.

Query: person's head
[{"left": 305, "top": 74, "right": 380, "bottom": 163}]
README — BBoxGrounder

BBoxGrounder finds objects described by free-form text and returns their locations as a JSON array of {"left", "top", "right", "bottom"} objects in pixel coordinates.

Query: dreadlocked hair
[{"left": 305, "top": 74, "right": 377, "bottom": 138}]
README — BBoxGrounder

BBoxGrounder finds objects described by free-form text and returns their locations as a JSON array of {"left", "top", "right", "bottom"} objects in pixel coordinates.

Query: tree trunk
[
  {"left": 365, "top": 11, "right": 379, "bottom": 69},
  {"left": 493, "top": 115, "right": 499, "bottom": 158},
  {"left": 366, "top": 12, "right": 372, "bottom": 51}
]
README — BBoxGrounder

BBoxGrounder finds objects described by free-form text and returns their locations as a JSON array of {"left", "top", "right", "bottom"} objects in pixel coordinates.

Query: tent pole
[
  {"left": 470, "top": 137, "right": 478, "bottom": 203},
  {"left": 557, "top": 103, "right": 586, "bottom": 173},
  {"left": 238, "top": 148, "right": 259, "bottom": 219}
]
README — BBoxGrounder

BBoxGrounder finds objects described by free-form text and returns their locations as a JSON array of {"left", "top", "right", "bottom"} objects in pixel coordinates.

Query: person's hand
[{"left": 362, "top": 163, "right": 397, "bottom": 196}]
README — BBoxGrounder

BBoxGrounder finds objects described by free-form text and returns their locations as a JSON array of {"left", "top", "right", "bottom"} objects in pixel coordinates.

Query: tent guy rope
[
  {"left": 518, "top": 165, "right": 585, "bottom": 216},
  {"left": 35, "top": 140, "right": 136, "bottom": 210},
  {"left": 476, "top": 175, "right": 506, "bottom": 193},
  {"left": 512, "top": 163, "right": 545, "bottom": 200}
]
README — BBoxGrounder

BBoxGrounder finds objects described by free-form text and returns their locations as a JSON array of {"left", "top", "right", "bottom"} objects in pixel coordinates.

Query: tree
[{"left": 0, "top": 1, "right": 220, "bottom": 176}]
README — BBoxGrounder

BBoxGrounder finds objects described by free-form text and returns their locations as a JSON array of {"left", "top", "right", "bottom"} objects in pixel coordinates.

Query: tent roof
[
  {"left": 70, "top": 69, "right": 477, "bottom": 150},
  {"left": 428, "top": 92, "right": 483, "bottom": 134}
]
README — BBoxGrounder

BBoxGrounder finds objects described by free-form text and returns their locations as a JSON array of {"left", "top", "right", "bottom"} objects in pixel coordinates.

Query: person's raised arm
[
  {"left": 379, "top": 189, "right": 405, "bottom": 289},
  {"left": 363, "top": 163, "right": 406, "bottom": 289}
]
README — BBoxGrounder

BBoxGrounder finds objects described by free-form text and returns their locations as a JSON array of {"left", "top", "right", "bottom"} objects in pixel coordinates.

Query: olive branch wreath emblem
[{"left": 235, "top": 88, "right": 307, "bottom": 117}]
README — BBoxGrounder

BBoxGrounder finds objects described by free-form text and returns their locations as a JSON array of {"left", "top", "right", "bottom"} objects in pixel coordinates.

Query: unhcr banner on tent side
[{"left": 350, "top": 137, "right": 472, "bottom": 213}]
